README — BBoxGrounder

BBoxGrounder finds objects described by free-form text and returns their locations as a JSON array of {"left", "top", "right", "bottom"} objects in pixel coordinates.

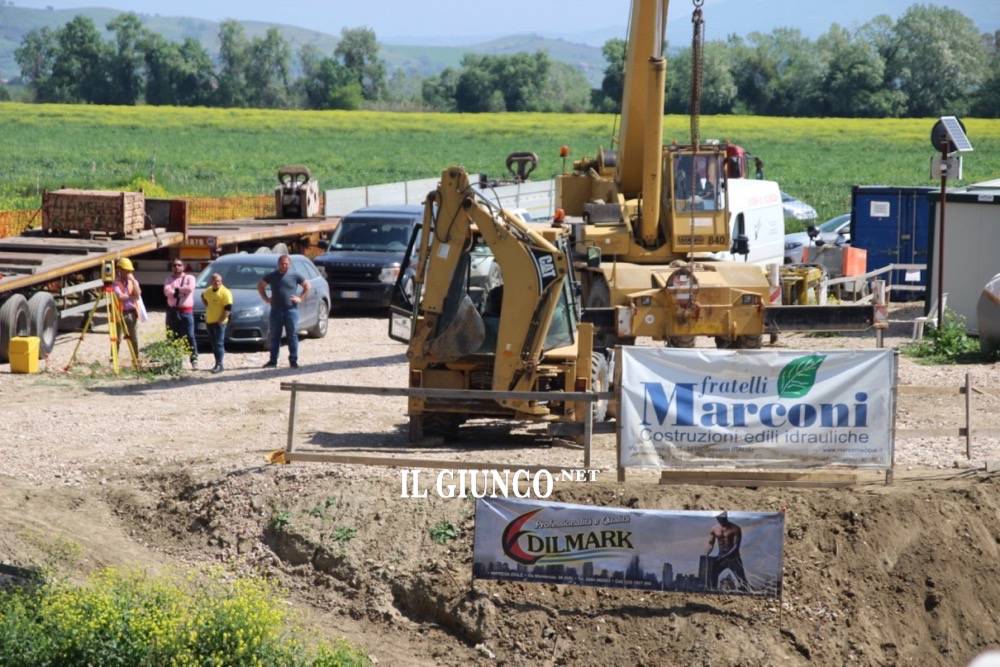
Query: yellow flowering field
[{"left": 2, "top": 102, "right": 998, "bottom": 221}]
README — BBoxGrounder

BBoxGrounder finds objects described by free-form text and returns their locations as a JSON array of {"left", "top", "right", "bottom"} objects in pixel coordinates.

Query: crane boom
[{"left": 616, "top": 0, "right": 668, "bottom": 200}]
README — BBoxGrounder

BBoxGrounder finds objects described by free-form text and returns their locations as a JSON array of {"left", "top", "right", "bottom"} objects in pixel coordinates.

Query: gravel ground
[
  {"left": 1, "top": 303, "right": 997, "bottom": 488},
  {"left": 2, "top": 303, "right": 998, "bottom": 666}
]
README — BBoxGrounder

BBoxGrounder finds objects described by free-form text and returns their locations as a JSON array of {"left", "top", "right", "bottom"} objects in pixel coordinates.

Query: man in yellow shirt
[{"left": 201, "top": 272, "right": 233, "bottom": 374}]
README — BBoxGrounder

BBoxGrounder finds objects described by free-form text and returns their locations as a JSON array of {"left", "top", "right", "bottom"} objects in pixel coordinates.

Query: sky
[{"left": 10, "top": 0, "right": 999, "bottom": 44}]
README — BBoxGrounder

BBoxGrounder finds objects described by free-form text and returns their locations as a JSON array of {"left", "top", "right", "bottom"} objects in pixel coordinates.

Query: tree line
[
  {"left": 12, "top": 15, "right": 387, "bottom": 109},
  {"left": 594, "top": 5, "right": 998, "bottom": 118},
  {"left": 5, "top": 4, "right": 1000, "bottom": 117}
]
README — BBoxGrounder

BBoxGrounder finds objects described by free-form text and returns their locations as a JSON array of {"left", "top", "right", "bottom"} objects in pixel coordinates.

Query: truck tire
[
  {"left": 0, "top": 294, "right": 30, "bottom": 363},
  {"left": 308, "top": 299, "right": 329, "bottom": 338},
  {"left": 27, "top": 292, "right": 58, "bottom": 356},
  {"left": 668, "top": 336, "right": 695, "bottom": 348},
  {"left": 591, "top": 351, "right": 610, "bottom": 422},
  {"left": 736, "top": 335, "right": 762, "bottom": 349}
]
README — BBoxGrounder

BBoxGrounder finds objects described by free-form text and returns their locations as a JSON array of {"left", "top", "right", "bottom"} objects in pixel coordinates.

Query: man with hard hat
[{"left": 113, "top": 257, "right": 142, "bottom": 357}]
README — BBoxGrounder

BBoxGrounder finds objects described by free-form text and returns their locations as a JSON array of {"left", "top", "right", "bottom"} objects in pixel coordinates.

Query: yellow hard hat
[{"left": 117, "top": 257, "right": 135, "bottom": 272}]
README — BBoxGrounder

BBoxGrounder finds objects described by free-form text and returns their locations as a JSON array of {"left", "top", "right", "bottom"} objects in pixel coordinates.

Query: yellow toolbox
[{"left": 9, "top": 336, "right": 40, "bottom": 374}]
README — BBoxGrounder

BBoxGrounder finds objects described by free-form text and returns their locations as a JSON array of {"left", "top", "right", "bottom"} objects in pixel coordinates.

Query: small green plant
[
  {"left": 141, "top": 335, "right": 190, "bottom": 377},
  {"left": 269, "top": 510, "right": 292, "bottom": 532},
  {"left": 903, "top": 309, "right": 983, "bottom": 363},
  {"left": 307, "top": 497, "right": 337, "bottom": 519},
  {"left": 429, "top": 521, "right": 458, "bottom": 545},
  {"left": 330, "top": 527, "right": 357, "bottom": 544}
]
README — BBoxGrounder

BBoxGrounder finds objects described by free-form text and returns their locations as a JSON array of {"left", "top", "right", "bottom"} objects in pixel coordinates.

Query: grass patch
[
  {"left": 140, "top": 335, "right": 191, "bottom": 378},
  {"left": 0, "top": 568, "right": 370, "bottom": 666},
  {"left": 902, "top": 310, "right": 995, "bottom": 364}
]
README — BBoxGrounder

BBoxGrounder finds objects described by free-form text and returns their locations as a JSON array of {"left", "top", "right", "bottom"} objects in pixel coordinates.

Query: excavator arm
[{"left": 409, "top": 167, "right": 570, "bottom": 410}]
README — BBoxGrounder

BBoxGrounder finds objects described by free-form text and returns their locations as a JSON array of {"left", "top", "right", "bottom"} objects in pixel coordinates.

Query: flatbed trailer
[
  {"left": 0, "top": 227, "right": 181, "bottom": 361},
  {"left": 131, "top": 216, "right": 340, "bottom": 289}
]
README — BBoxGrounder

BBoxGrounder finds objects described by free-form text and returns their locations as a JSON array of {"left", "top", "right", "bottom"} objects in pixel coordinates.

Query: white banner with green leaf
[{"left": 619, "top": 348, "right": 895, "bottom": 470}]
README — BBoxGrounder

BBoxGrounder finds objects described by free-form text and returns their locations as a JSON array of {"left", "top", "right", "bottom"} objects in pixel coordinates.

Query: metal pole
[
  {"left": 965, "top": 372, "right": 972, "bottom": 460},
  {"left": 937, "top": 143, "right": 948, "bottom": 330},
  {"left": 286, "top": 384, "right": 298, "bottom": 454},
  {"left": 584, "top": 398, "right": 593, "bottom": 470},
  {"left": 614, "top": 345, "right": 625, "bottom": 484}
]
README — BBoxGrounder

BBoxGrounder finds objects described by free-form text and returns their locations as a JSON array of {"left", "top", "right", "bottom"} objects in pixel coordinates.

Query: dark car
[
  {"left": 313, "top": 205, "right": 422, "bottom": 308},
  {"left": 192, "top": 252, "right": 330, "bottom": 348}
]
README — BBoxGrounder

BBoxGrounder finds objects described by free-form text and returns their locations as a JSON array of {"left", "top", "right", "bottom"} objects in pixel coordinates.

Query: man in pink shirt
[{"left": 163, "top": 259, "right": 198, "bottom": 369}]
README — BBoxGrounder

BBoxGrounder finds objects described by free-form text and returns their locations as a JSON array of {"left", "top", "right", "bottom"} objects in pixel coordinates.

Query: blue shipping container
[{"left": 850, "top": 186, "right": 935, "bottom": 298}]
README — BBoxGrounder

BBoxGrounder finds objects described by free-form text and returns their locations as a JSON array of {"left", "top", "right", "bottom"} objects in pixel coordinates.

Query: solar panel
[{"left": 941, "top": 116, "right": 974, "bottom": 153}]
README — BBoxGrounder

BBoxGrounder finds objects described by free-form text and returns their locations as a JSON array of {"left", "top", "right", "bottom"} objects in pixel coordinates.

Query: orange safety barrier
[
  {"left": 185, "top": 194, "right": 274, "bottom": 224},
  {"left": 0, "top": 209, "right": 41, "bottom": 238}
]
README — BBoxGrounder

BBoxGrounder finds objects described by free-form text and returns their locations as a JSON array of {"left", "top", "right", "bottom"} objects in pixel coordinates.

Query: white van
[{"left": 694, "top": 177, "right": 785, "bottom": 267}]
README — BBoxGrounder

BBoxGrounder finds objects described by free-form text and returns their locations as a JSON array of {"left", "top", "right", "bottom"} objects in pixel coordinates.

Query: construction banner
[
  {"left": 619, "top": 348, "right": 895, "bottom": 470},
  {"left": 473, "top": 498, "right": 785, "bottom": 598}
]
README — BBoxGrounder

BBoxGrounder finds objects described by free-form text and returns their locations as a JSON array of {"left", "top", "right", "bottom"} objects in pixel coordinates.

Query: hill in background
[{"left": 0, "top": 5, "right": 606, "bottom": 84}]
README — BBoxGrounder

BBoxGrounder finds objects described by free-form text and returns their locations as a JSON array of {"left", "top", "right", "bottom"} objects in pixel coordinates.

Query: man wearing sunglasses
[{"left": 163, "top": 259, "right": 198, "bottom": 369}]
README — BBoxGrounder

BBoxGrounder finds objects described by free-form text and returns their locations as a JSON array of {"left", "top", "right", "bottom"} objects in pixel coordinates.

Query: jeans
[
  {"left": 116, "top": 309, "right": 139, "bottom": 359},
  {"left": 166, "top": 309, "right": 198, "bottom": 363},
  {"left": 207, "top": 322, "right": 226, "bottom": 368},
  {"left": 268, "top": 307, "right": 299, "bottom": 364}
]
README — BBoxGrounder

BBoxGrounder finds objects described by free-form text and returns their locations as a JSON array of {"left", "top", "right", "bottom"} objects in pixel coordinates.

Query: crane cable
[{"left": 689, "top": 0, "right": 705, "bottom": 148}]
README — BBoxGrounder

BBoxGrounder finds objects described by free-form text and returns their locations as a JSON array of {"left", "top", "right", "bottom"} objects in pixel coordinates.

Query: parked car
[
  {"left": 781, "top": 191, "right": 818, "bottom": 223},
  {"left": 313, "top": 205, "right": 422, "bottom": 308},
  {"left": 192, "top": 252, "right": 330, "bottom": 348},
  {"left": 784, "top": 213, "right": 851, "bottom": 264}
]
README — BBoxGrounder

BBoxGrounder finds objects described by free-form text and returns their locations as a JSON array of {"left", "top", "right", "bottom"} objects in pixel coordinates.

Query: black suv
[{"left": 313, "top": 205, "right": 422, "bottom": 308}]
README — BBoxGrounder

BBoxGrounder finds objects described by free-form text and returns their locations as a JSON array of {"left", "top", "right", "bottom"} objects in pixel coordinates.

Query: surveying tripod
[{"left": 65, "top": 260, "right": 141, "bottom": 375}]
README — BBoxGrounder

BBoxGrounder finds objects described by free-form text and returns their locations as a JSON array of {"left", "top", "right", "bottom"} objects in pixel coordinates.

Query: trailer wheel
[
  {"left": 27, "top": 292, "right": 58, "bottom": 356},
  {"left": 736, "top": 335, "right": 762, "bottom": 349},
  {"left": 0, "top": 294, "right": 30, "bottom": 363},
  {"left": 591, "top": 351, "right": 610, "bottom": 422},
  {"left": 715, "top": 337, "right": 734, "bottom": 349}
]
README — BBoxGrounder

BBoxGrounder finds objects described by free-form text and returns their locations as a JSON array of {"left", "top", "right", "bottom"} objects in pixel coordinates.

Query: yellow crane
[{"left": 557, "top": 0, "right": 772, "bottom": 349}]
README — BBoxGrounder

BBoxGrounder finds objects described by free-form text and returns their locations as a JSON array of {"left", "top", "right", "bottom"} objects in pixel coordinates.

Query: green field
[{"left": 2, "top": 102, "right": 999, "bottom": 225}]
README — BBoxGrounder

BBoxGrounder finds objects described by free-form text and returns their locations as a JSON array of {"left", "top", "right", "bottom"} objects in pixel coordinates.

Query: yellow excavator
[
  {"left": 390, "top": 167, "right": 606, "bottom": 441},
  {"left": 557, "top": 0, "right": 771, "bottom": 349}
]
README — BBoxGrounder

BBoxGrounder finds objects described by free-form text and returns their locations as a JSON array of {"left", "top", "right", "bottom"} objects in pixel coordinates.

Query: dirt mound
[{"left": 99, "top": 466, "right": 1000, "bottom": 666}]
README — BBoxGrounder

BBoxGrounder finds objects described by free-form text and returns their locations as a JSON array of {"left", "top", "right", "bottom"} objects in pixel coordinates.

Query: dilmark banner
[{"left": 473, "top": 497, "right": 785, "bottom": 598}]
